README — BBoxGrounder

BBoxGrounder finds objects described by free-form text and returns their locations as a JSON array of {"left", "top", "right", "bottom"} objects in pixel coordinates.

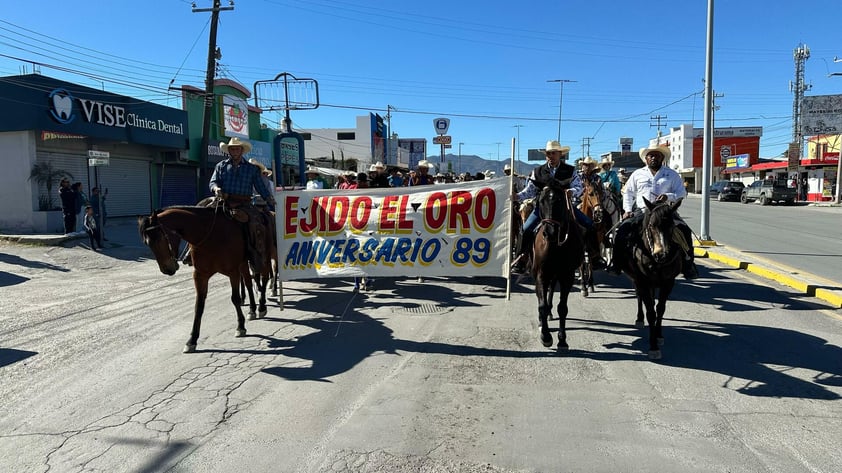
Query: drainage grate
[{"left": 397, "top": 303, "right": 451, "bottom": 315}]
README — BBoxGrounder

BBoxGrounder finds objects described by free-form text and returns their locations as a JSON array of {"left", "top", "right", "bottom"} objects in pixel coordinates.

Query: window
[{"left": 337, "top": 132, "right": 355, "bottom": 140}]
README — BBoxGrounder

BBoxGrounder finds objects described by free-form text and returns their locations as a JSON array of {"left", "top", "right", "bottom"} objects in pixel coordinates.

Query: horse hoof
[
  {"left": 635, "top": 320, "right": 645, "bottom": 328},
  {"left": 235, "top": 329, "right": 246, "bottom": 338},
  {"left": 271, "top": 290, "right": 279, "bottom": 297},
  {"left": 581, "top": 290, "right": 589, "bottom": 298},
  {"left": 657, "top": 337, "right": 664, "bottom": 347},
  {"left": 557, "top": 342, "right": 569, "bottom": 352},
  {"left": 183, "top": 344, "right": 197, "bottom": 354},
  {"left": 648, "top": 350, "right": 662, "bottom": 360},
  {"left": 540, "top": 332, "right": 553, "bottom": 348},
  {"left": 258, "top": 309, "right": 267, "bottom": 318},
  {"left": 248, "top": 311, "right": 257, "bottom": 320}
]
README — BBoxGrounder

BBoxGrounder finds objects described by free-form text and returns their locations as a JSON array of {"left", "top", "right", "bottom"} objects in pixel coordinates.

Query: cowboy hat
[
  {"left": 541, "top": 140, "right": 571, "bottom": 155},
  {"left": 220, "top": 136, "right": 252, "bottom": 154},
  {"left": 417, "top": 160, "right": 431, "bottom": 168},
  {"left": 373, "top": 161, "right": 385, "bottom": 169},
  {"left": 581, "top": 156, "right": 598, "bottom": 166},
  {"left": 639, "top": 145, "right": 671, "bottom": 162},
  {"left": 248, "top": 159, "right": 272, "bottom": 177},
  {"left": 305, "top": 165, "right": 321, "bottom": 175},
  {"left": 503, "top": 163, "right": 511, "bottom": 171},
  {"left": 599, "top": 156, "right": 614, "bottom": 167}
]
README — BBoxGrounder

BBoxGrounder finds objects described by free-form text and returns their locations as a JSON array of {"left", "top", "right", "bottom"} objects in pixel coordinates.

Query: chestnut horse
[
  {"left": 577, "top": 177, "right": 622, "bottom": 296},
  {"left": 138, "top": 204, "right": 269, "bottom": 353},
  {"left": 618, "top": 198, "right": 684, "bottom": 360},
  {"left": 532, "top": 179, "right": 585, "bottom": 351}
]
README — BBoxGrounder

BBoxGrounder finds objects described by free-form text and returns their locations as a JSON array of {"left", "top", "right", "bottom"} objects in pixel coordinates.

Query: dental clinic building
[{"left": 0, "top": 74, "right": 189, "bottom": 232}]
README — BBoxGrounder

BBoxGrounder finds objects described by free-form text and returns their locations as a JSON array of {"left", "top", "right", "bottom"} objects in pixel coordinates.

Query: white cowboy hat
[
  {"left": 220, "top": 136, "right": 252, "bottom": 154},
  {"left": 542, "top": 140, "right": 571, "bottom": 155},
  {"left": 581, "top": 156, "right": 598, "bottom": 166},
  {"left": 503, "top": 163, "right": 512, "bottom": 171},
  {"left": 599, "top": 156, "right": 614, "bottom": 167},
  {"left": 305, "top": 165, "right": 321, "bottom": 175},
  {"left": 639, "top": 145, "right": 671, "bottom": 162},
  {"left": 373, "top": 161, "right": 385, "bottom": 169},
  {"left": 248, "top": 159, "right": 272, "bottom": 177},
  {"left": 369, "top": 164, "right": 379, "bottom": 172},
  {"left": 417, "top": 160, "right": 431, "bottom": 168}
]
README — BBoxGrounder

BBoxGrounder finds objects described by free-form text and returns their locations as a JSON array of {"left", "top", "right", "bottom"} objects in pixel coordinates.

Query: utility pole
[
  {"left": 547, "top": 79, "right": 576, "bottom": 142},
  {"left": 458, "top": 142, "right": 464, "bottom": 174},
  {"left": 650, "top": 115, "right": 668, "bottom": 141},
  {"left": 385, "top": 105, "right": 395, "bottom": 164},
  {"left": 513, "top": 125, "right": 523, "bottom": 162},
  {"left": 582, "top": 137, "right": 592, "bottom": 157},
  {"left": 193, "top": 0, "right": 234, "bottom": 198}
]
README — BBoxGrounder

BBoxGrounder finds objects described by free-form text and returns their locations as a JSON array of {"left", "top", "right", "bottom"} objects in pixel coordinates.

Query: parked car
[
  {"left": 741, "top": 179, "right": 797, "bottom": 205},
  {"left": 709, "top": 180, "right": 745, "bottom": 201}
]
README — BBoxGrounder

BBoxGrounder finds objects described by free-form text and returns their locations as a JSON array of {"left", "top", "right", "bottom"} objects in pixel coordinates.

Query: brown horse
[
  {"left": 532, "top": 179, "right": 585, "bottom": 351},
  {"left": 619, "top": 198, "right": 684, "bottom": 360},
  {"left": 578, "top": 177, "right": 622, "bottom": 296},
  {"left": 138, "top": 204, "right": 267, "bottom": 353}
]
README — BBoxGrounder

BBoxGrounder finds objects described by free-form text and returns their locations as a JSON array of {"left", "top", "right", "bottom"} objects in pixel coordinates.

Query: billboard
[
  {"left": 397, "top": 138, "right": 426, "bottom": 168},
  {"left": 801, "top": 94, "right": 842, "bottom": 135}
]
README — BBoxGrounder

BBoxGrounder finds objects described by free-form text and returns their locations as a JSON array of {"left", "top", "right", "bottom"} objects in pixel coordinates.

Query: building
[
  {"left": 297, "top": 113, "right": 390, "bottom": 178},
  {"left": 0, "top": 74, "right": 189, "bottom": 233}
]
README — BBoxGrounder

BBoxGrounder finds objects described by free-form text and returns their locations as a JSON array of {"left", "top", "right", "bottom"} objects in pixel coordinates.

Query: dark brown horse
[
  {"left": 532, "top": 179, "right": 585, "bottom": 351},
  {"left": 138, "top": 204, "right": 267, "bottom": 353},
  {"left": 578, "top": 177, "right": 622, "bottom": 296},
  {"left": 619, "top": 197, "right": 684, "bottom": 360}
]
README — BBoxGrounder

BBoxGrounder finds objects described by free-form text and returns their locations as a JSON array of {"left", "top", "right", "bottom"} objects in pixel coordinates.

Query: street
[{"left": 1, "top": 209, "right": 842, "bottom": 472}]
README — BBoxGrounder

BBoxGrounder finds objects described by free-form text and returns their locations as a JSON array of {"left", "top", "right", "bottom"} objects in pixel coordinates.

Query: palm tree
[{"left": 28, "top": 162, "right": 73, "bottom": 210}]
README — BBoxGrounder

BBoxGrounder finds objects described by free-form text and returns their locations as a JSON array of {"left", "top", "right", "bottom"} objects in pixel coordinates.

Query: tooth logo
[{"left": 48, "top": 88, "right": 75, "bottom": 124}]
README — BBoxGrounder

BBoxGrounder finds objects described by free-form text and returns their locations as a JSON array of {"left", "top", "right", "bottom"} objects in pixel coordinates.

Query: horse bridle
[
  {"left": 143, "top": 201, "right": 221, "bottom": 260},
  {"left": 540, "top": 188, "right": 575, "bottom": 246}
]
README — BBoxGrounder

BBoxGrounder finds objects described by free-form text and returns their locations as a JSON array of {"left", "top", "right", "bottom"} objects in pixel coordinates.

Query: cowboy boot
[{"left": 512, "top": 230, "right": 533, "bottom": 274}]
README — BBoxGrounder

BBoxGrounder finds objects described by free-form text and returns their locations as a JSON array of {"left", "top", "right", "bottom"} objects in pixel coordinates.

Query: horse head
[
  {"left": 642, "top": 197, "right": 683, "bottom": 263},
  {"left": 581, "top": 179, "right": 604, "bottom": 223},
  {"left": 138, "top": 210, "right": 180, "bottom": 276},
  {"left": 537, "top": 178, "right": 574, "bottom": 244}
]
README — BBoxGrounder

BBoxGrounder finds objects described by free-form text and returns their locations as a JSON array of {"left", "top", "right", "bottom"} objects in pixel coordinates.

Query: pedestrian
[
  {"left": 387, "top": 168, "right": 404, "bottom": 187},
  {"left": 409, "top": 160, "right": 434, "bottom": 186},
  {"left": 72, "top": 182, "right": 88, "bottom": 232},
  {"left": 89, "top": 187, "right": 108, "bottom": 240},
  {"left": 355, "top": 172, "right": 370, "bottom": 189},
  {"left": 59, "top": 178, "right": 75, "bottom": 234},
  {"left": 607, "top": 144, "right": 698, "bottom": 279},
  {"left": 305, "top": 167, "right": 326, "bottom": 190},
  {"left": 369, "top": 162, "right": 390, "bottom": 188},
  {"left": 83, "top": 205, "right": 102, "bottom": 250}
]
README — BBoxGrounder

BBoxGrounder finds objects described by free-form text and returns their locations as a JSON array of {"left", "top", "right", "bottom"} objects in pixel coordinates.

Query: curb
[{"left": 694, "top": 246, "right": 842, "bottom": 309}]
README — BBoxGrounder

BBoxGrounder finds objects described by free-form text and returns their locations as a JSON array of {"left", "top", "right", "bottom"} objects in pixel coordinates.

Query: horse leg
[
  {"left": 655, "top": 281, "right": 675, "bottom": 350},
  {"left": 241, "top": 265, "right": 258, "bottom": 320},
  {"left": 229, "top": 275, "right": 247, "bottom": 338},
  {"left": 639, "top": 287, "right": 661, "bottom": 360},
  {"left": 580, "top": 259, "right": 591, "bottom": 297},
  {"left": 547, "top": 277, "right": 556, "bottom": 320},
  {"left": 257, "top": 269, "right": 269, "bottom": 318},
  {"left": 632, "top": 280, "right": 645, "bottom": 328},
  {"left": 186, "top": 273, "right": 210, "bottom": 353},
  {"left": 535, "top": 279, "right": 553, "bottom": 347},
  {"left": 556, "top": 272, "right": 575, "bottom": 351}
]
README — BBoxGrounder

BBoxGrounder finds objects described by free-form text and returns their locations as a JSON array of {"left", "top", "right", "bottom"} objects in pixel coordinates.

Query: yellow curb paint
[
  {"left": 745, "top": 264, "right": 812, "bottom": 293},
  {"left": 815, "top": 288, "right": 842, "bottom": 309},
  {"left": 704, "top": 251, "right": 745, "bottom": 269}
]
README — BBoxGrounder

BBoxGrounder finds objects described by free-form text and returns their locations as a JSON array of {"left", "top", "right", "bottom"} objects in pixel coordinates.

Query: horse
[
  {"left": 577, "top": 177, "right": 623, "bottom": 296},
  {"left": 531, "top": 179, "right": 585, "bottom": 351},
  {"left": 138, "top": 204, "right": 268, "bottom": 353},
  {"left": 618, "top": 197, "right": 684, "bottom": 360}
]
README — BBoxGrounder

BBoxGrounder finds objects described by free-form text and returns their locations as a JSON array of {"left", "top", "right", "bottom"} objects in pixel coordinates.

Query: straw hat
[
  {"left": 417, "top": 160, "right": 431, "bottom": 168},
  {"left": 305, "top": 165, "right": 321, "bottom": 175},
  {"left": 503, "top": 163, "right": 512, "bottom": 171},
  {"left": 373, "top": 161, "right": 385, "bottom": 169},
  {"left": 220, "top": 136, "right": 252, "bottom": 153},
  {"left": 639, "top": 145, "right": 671, "bottom": 162},
  {"left": 581, "top": 156, "right": 598, "bottom": 166},
  {"left": 248, "top": 159, "right": 271, "bottom": 177},
  {"left": 541, "top": 140, "right": 571, "bottom": 155},
  {"left": 599, "top": 156, "right": 614, "bottom": 167}
]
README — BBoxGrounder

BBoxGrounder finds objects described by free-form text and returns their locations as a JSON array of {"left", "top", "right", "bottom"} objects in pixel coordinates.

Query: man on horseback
[
  {"left": 511, "top": 140, "right": 605, "bottom": 274},
  {"left": 606, "top": 144, "right": 699, "bottom": 279},
  {"left": 209, "top": 137, "right": 276, "bottom": 273}
]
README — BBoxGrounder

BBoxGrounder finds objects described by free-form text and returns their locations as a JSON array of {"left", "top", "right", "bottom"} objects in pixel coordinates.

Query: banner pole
[{"left": 506, "top": 137, "right": 515, "bottom": 301}]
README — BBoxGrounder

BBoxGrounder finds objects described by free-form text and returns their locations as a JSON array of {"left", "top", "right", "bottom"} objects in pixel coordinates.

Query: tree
[{"left": 28, "top": 162, "right": 73, "bottom": 211}]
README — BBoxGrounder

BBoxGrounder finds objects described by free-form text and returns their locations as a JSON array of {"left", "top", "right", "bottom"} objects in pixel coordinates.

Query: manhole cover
[{"left": 397, "top": 303, "right": 451, "bottom": 315}]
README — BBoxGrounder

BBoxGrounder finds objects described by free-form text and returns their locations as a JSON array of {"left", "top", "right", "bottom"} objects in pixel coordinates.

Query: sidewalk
[{"left": 0, "top": 216, "right": 143, "bottom": 250}]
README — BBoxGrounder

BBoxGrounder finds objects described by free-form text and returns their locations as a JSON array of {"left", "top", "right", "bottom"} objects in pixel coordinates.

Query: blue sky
[{"left": 2, "top": 0, "right": 841, "bottom": 164}]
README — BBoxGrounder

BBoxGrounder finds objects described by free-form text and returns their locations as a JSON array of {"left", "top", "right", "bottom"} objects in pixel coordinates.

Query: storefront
[
  {"left": 722, "top": 157, "right": 837, "bottom": 202},
  {"left": 0, "top": 74, "right": 188, "bottom": 232}
]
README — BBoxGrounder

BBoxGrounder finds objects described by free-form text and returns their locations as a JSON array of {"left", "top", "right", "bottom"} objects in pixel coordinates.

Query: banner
[{"left": 275, "top": 179, "right": 510, "bottom": 281}]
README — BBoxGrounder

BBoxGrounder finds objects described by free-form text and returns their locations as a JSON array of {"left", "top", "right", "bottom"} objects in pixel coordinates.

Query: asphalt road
[{"left": 1, "top": 215, "right": 841, "bottom": 472}]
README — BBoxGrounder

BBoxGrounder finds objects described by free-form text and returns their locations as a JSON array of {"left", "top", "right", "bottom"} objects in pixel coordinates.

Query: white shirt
[
  {"left": 306, "top": 179, "right": 324, "bottom": 190},
  {"left": 622, "top": 166, "right": 686, "bottom": 213}
]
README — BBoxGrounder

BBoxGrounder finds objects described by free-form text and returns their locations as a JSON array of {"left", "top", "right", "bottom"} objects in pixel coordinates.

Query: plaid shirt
[{"left": 209, "top": 158, "right": 272, "bottom": 200}]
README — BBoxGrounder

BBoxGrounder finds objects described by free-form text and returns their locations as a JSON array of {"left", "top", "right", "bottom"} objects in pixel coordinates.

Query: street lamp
[{"left": 547, "top": 79, "right": 576, "bottom": 142}]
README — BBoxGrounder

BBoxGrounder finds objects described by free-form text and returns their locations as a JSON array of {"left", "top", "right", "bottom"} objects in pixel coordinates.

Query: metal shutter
[
  {"left": 96, "top": 158, "right": 151, "bottom": 216},
  {"left": 158, "top": 165, "right": 198, "bottom": 207},
  {"left": 34, "top": 151, "right": 91, "bottom": 209}
]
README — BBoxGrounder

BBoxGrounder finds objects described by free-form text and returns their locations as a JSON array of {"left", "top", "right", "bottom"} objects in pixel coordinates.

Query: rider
[
  {"left": 598, "top": 156, "right": 622, "bottom": 200},
  {"left": 209, "top": 137, "right": 276, "bottom": 273},
  {"left": 606, "top": 144, "right": 699, "bottom": 279},
  {"left": 511, "top": 140, "right": 605, "bottom": 274},
  {"left": 577, "top": 156, "right": 602, "bottom": 189}
]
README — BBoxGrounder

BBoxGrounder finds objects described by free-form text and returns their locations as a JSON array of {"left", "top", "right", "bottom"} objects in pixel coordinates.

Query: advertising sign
[
  {"left": 275, "top": 179, "right": 509, "bottom": 280},
  {"left": 222, "top": 95, "right": 249, "bottom": 139},
  {"left": 398, "top": 138, "right": 427, "bottom": 168},
  {"left": 801, "top": 94, "right": 842, "bottom": 135}
]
